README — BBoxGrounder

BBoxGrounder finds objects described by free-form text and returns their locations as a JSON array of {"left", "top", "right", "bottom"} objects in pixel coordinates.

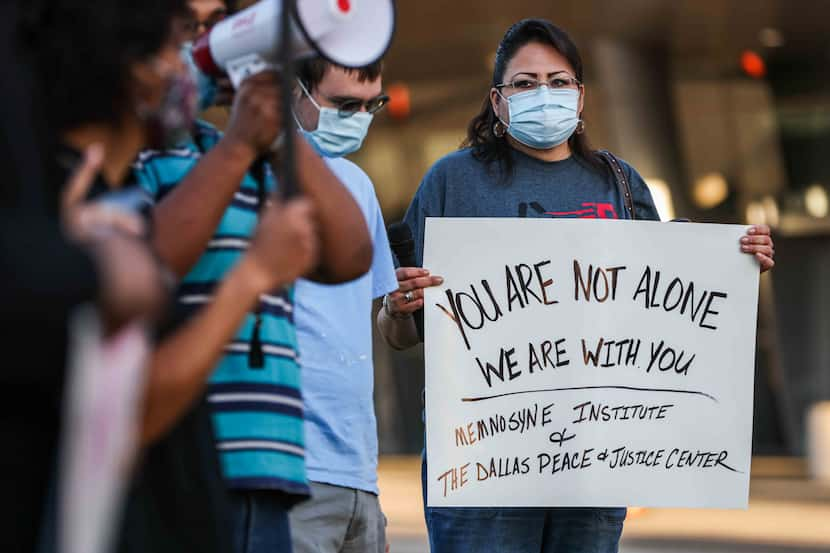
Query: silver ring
[{"left": 404, "top": 291, "right": 414, "bottom": 303}]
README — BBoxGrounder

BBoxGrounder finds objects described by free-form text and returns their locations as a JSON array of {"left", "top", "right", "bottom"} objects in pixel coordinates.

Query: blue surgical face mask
[
  {"left": 499, "top": 87, "right": 580, "bottom": 150},
  {"left": 295, "top": 80, "right": 373, "bottom": 158},
  {"left": 181, "top": 41, "right": 217, "bottom": 112}
]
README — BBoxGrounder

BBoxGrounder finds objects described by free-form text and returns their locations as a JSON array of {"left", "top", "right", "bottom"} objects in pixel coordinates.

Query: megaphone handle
[
  {"left": 275, "top": 0, "right": 299, "bottom": 199},
  {"left": 275, "top": 111, "right": 298, "bottom": 199},
  {"left": 267, "top": 146, "right": 294, "bottom": 199}
]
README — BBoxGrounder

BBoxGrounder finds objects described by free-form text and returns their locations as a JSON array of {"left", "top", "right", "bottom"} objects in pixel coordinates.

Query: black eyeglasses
[
  {"left": 183, "top": 11, "right": 227, "bottom": 37},
  {"left": 324, "top": 94, "right": 390, "bottom": 118}
]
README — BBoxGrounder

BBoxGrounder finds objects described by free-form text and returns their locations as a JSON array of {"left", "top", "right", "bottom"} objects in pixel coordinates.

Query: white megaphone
[{"left": 192, "top": 0, "right": 395, "bottom": 88}]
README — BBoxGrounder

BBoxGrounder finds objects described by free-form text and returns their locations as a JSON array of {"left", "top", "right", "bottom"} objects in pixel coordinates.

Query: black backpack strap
[
  {"left": 247, "top": 156, "right": 271, "bottom": 369},
  {"left": 195, "top": 126, "right": 269, "bottom": 368},
  {"left": 597, "top": 150, "right": 635, "bottom": 220}
]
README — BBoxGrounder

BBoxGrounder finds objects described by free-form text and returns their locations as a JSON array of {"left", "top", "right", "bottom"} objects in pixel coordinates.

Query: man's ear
[{"left": 292, "top": 83, "right": 304, "bottom": 103}]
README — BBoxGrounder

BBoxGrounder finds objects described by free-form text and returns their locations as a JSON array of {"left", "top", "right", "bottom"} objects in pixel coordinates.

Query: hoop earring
[
  {"left": 576, "top": 119, "right": 585, "bottom": 134},
  {"left": 493, "top": 121, "right": 506, "bottom": 138}
]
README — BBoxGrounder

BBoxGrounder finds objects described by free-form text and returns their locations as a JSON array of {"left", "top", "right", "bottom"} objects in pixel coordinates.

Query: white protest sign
[{"left": 423, "top": 218, "right": 759, "bottom": 509}]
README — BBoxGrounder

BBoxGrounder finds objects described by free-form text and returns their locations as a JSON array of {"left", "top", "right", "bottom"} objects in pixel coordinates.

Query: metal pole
[{"left": 276, "top": 0, "right": 298, "bottom": 198}]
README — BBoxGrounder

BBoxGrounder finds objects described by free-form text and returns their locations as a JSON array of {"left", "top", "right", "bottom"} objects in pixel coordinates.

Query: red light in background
[
  {"left": 387, "top": 82, "right": 411, "bottom": 121},
  {"left": 337, "top": 0, "right": 351, "bottom": 14},
  {"left": 741, "top": 50, "right": 767, "bottom": 79}
]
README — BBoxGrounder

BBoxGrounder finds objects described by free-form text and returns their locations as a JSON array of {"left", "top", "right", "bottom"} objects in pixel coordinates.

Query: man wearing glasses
[
  {"left": 185, "top": 0, "right": 231, "bottom": 38},
  {"left": 288, "top": 59, "right": 397, "bottom": 553},
  {"left": 184, "top": 0, "right": 236, "bottom": 106}
]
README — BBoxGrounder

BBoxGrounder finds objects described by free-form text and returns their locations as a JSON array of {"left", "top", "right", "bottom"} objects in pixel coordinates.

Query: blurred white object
[
  {"left": 693, "top": 172, "right": 728, "bottom": 209},
  {"left": 644, "top": 178, "right": 675, "bottom": 221},
  {"left": 807, "top": 401, "right": 830, "bottom": 484},
  {"left": 746, "top": 200, "right": 767, "bottom": 225},
  {"left": 58, "top": 307, "right": 150, "bottom": 553},
  {"left": 804, "top": 184, "right": 829, "bottom": 218}
]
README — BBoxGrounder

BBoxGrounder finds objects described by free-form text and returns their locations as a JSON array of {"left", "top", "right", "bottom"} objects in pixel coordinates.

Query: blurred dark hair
[
  {"left": 18, "top": 0, "right": 189, "bottom": 133},
  {"left": 296, "top": 58, "right": 383, "bottom": 93},
  {"left": 463, "top": 18, "right": 606, "bottom": 178}
]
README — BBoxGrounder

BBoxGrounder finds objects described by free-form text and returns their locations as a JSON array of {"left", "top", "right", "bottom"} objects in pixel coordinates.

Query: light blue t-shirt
[{"left": 294, "top": 158, "right": 398, "bottom": 495}]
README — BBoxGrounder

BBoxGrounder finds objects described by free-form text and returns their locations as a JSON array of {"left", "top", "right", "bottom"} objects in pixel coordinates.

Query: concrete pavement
[{"left": 378, "top": 456, "right": 830, "bottom": 553}]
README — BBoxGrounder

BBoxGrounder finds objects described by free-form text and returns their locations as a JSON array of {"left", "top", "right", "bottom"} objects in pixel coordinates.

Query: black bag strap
[
  {"left": 195, "top": 126, "right": 267, "bottom": 369},
  {"left": 597, "top": 150, "right": 635, "bottom": 220}
]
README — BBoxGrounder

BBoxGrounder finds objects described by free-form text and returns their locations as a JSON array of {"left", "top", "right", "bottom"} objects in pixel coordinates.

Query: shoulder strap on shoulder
[{"left": 597, "top": 150, "right": 635, "bottom": 220}]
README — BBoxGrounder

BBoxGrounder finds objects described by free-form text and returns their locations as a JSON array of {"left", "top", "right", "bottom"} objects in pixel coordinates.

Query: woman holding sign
[{"left": 378, "top": 17, "right": 775, "bottom": 553}]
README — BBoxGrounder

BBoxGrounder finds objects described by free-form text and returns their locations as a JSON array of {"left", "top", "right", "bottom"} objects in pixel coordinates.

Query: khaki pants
[{"left": 289, "top": 482, "right": 387, "bottom": 553}]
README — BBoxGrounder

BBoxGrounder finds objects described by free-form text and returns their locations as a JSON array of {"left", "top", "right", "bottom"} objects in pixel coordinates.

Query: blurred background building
[
  {"left": 218, "top": 0, "right": 830, "bottom": 550},
  {"left": 353, "top": 0, "right": 830, "bottom": 464}
]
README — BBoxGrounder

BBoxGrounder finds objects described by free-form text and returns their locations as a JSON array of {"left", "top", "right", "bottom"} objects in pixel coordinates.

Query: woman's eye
[
  {"left": 514, "top": 80, "right": 536, "bottom": 89},
  {"left": 551, "top": 79, "right": 568, "bottom": 88}
]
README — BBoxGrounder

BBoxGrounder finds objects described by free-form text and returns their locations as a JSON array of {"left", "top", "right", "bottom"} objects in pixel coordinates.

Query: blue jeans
[
  {"left": 228, "top": 491, "right": 294, "bottom": 553},
  {"left": 421, "top": 456, "right": 626, "bottom": 553}
]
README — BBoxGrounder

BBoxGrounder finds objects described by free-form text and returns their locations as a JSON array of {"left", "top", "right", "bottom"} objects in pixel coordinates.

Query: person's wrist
[
  {"left": 219, "top": 132, "right": 258, "bottom": 166},
  {"left": 237, "top": 254, "right": 280, "bottom": 296}
]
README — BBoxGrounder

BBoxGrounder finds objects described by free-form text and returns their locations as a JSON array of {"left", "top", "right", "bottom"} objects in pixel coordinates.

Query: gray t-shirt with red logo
[{"left": 403, "top": 147, "right": 660, "bottom": 266}]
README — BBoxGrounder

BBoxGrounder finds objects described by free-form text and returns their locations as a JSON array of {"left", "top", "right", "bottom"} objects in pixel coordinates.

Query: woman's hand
[
  {"left": 741, "top": 225, "right": 775, "bottom": 273},
  {"left": 386, "top": 267, "right": 444, "bottom": 316}
]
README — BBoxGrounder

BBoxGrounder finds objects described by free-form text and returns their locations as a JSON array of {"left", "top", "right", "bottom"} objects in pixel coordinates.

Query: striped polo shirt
[{"left": 133, "top": 120, "right": 309, "bottom": 497}]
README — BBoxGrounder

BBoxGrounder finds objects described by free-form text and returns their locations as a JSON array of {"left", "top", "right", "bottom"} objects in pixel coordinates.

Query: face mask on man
[
  {"left": 181, "top": 41, "right": 218, "bottom": 112},
  {"left": 138, "top": 56, "right": 198, "bottom": 149},
  {"left": 295, "top": 79, "right": 373, "bottom": 158},
  {"left": 498, "top": 87, "right": 580, "bottom": 150}
]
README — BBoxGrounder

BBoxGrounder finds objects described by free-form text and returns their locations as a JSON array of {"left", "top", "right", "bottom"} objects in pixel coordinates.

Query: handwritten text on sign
[{"left": 423, "top": 218, "right": 758, "bottom": 508}]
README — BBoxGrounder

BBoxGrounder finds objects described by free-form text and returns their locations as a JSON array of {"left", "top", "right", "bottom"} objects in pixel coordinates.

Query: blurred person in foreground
[
  {"left": 377, "top": 18, "right": 775, "bottom": 553},
  {"left": 286, "top": 57, "right": 397, "bottom": 553},
  {"left": 132, "top": 2, "right": 374, "bottom": 551},
  {"left": 17, "top": 0, "right": 321, "bottom": 551},
  {"left": 0, "top": 3, "right": 165, "bottom": 550}
]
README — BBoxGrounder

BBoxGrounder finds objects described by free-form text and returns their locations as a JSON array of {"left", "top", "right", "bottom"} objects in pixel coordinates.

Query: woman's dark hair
[
  {"left": 463, "top": 18, "right": 606, "bottom": 177},
  {"left": 18, "top": 0, "right": 189, "bottom": 133}
]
